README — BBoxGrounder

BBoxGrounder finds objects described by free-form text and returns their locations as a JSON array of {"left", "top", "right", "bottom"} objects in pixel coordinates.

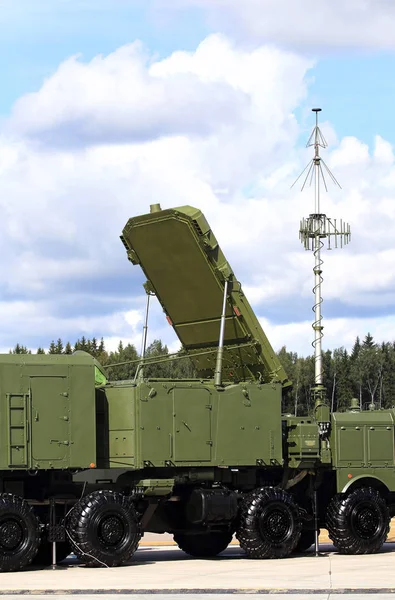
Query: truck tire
[
  {"left": 0, "top": 493, "right": 40, "bottom": 572},
  {"left": 174, "top": 531, "right": 232, "bottom": 557},
  {"left": 236, "top": 487, "right": 302, "bottom": 559},
  {"left": 326, "top": 487, "right": 390, "bottom": 554},
  {"left": 67, "top": 490, "right": 141, "bottom": 567}
]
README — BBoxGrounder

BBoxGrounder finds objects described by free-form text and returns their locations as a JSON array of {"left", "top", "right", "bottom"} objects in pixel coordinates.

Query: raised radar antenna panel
[{"left": 291, "top": 108, "right": 351, "bottom": 416}]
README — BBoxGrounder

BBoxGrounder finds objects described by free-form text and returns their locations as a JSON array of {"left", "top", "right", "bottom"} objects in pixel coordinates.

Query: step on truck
[{"left": 0, "top": 203, "right": 394, "bottom": 571}]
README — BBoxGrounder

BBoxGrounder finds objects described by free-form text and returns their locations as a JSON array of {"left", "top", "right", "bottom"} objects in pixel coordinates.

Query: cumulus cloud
[
  {"left": 8, "top": 42, "right": 249, "bottom": 147},
  {"left": 1, "top": 33, "right": 395, "bottom": 357},
  {"left": 158, "top": 0, "right": 395, "bottom": 51},
  {"left": 260, "top": 314, "right": 395, "bottom": 358},
  {"left": 7, "top": 35, "right": 310, "bottom": 150},
  {"left": 0, "top": 35, "right": 312, "bottom": 351}
]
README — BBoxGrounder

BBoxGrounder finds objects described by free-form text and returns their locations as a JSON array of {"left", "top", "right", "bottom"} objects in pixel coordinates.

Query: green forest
[{"left": 10, "top": 332, "right": 394, "bottom": 416}]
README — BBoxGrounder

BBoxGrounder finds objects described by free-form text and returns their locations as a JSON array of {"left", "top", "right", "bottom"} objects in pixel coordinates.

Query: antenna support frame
[{"left": 293, "top": 108, "right": 351, "bottom": 416}]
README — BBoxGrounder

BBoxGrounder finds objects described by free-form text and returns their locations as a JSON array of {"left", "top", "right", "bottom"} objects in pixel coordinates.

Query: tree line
[
  {"left": 10, "top": 336, "right": 195, "bottom": 382},
  {"left": 9, "top": 332, "right": 395, "bottom": 415}
]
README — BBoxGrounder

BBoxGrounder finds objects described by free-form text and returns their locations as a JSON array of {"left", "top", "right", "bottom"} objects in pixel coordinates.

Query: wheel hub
[
  {"left": 259, "top": 503, "right": 293, "bottom": 544},
  {"left": 351, "top": 503, "right": 380, "bottom": 540},
  {"left": 99, "top": 515, "right": 125, "bottom": 546},
  {"left": 0, "top": 518, "right": 24, "bottom": 551}
]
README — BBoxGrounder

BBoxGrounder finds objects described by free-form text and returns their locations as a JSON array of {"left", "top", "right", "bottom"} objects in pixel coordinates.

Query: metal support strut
[
  {"left": 134, "top": 291, "right": 152, "bottom": 383},
  {"left": 314, "top": 489, "right": 319, "bottom": 557},
  {"left": 50, "top": 496, "right": 57, "bottom": 570},
  {"left": 214, "top": 279, "right": 229, "bottom": 387}
]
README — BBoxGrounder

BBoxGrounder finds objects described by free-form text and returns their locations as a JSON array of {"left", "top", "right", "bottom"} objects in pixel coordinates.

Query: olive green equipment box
[{"left": 0, "top": 204, "right": 394, "bottom": 573}]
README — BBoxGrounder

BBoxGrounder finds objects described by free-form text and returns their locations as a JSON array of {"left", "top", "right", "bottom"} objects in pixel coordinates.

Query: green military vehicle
[{"left": 0, "top": 203, "right": 394, "bottom": 572}]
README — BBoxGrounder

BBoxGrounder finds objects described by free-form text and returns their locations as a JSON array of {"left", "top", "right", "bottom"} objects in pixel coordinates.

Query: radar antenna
[{"left": 292, "top": 108, "right": 351, "bottom": 426}]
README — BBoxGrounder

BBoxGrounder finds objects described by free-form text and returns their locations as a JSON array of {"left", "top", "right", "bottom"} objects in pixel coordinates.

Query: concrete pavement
[
  {"left": 0, "top": 542, "right": 395, "bottom": 594},
  {"left": 2, "top": 596, "right": 395, "bottom": 600}
]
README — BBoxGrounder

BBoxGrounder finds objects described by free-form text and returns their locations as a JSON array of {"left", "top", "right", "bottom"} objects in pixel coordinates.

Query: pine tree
[
  {"left": 55, "top": 338, "right": 64, "bottom": 354},
  {"left": 351, "top": 336, "right": 361, "bottom": 360},
  {"left": 332, "top": 347, "right": 352, "bottom": 411},
  {"left": 64, "top": 342, "right": 72, "bottom": 354},
  {"left": 91, "top": 337, "right": 98, "bottom": 355},
  {"left": 104, "top": 342, "right": 138, "bottom": 381},
  {"left": 144, "top": 340, "right": 171, "bottom": 378},
  {"left": 362, "top": 332, "right": 375, "bottom": 349},
  {"left": 381, "top": 342, "right": 395, "bottom": 408},
  {"left": 11, "top": 344, "right": 31, "bottom": 354},
  {"left": 359, "top": 340, "right": 383, "bottom": 408},
  {"left": 48, "top": 340, "right": 57, "bottom": 354}
]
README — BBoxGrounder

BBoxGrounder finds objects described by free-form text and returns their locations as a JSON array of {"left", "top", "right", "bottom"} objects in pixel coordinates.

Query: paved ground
[
  {"left": 1, "top": 541, "right": 395, "bottom": 594},
  {"left": 2, "top": 596, "right": 395, "bottom": 600},
  {"left": 1, "top": 596, "right": 395, "bottom": 600}
]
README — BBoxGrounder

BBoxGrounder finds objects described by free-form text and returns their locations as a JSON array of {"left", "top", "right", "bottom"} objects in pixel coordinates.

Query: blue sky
[
  {"left": 2, "top": 0, "right": 395, "bottom": 356},
  {"left": 307, "top": 53, "right": 395, "bottom": 145},
  {"left": 0, "top": 1, "right": 208, "bottom": 113},
  {"left": 2, "top": 1, "right": 395, "bottom": 145}
]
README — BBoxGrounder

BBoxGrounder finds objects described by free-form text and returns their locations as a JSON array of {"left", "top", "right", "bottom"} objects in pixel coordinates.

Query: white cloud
[
  {"left": 7, "top": 38, "right": 262, "bottom": 147},
  {"left": 260, "top": 314, "right": 395, "bottom": 357},
  {"left": 0, "top": 299, "right": 143, "bottom": 350},
  {"left": 1, "top": 34, "right": 395, "bottom": 358},
  {"left": 158, "top": 0, "right": 395, "bottom": 50},
  {"left": 0, "top": 35, "right": 311, "bottom": 295}
]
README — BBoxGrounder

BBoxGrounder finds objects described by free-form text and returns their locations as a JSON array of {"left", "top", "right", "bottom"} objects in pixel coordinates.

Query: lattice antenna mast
[{"left": 292, "top": 108, "right": 351, "bottom": 429}]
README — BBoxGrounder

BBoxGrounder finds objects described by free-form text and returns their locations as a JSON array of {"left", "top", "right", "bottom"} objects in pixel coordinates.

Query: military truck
[{"left": 0, "top": 203, "right": 394, "bottom": 572}]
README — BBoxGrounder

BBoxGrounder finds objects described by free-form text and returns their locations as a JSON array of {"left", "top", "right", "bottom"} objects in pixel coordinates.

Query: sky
[{"left": 2, "top": 0, "right": 395, "bottom": 358}]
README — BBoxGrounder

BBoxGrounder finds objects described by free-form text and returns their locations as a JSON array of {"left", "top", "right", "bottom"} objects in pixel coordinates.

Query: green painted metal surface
[
  {"left": 99, "top": 379, "right": 283, "bottom": 469},
  {"left": 0, "top": 353, "right": 97, "bottom": 470},
  {"left": 121, "top": 205, "right": 290, "bottom": 387},
  {"left": 332, "top": 409, "right": 395, "bottom": 469},
  {"left": 331, "top": 409, "right": 395, "bottom": 492},
  {"left": 286, "top": 417, "right": 321, "bottom": 469}
]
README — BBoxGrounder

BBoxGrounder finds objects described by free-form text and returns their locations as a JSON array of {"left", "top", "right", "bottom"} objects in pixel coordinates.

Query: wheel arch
[{"left": 341, "top": 475, "right": 390, "bottom": 497}]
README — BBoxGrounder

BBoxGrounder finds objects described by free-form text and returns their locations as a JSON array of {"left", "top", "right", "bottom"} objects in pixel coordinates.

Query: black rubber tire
[
  {"left": 174, "top": 531, "right": 232, "bottom": 557},
  {"left": 326, "top": 487, "right": 390, "bottom": 554},
  {"left": 0, "top": 493, "right": 41, "bottom": 572},
  {"left": 32, "top": 540, "right": 71, "bottom": 565},
  {"left": 236, "top": 487, "right": 302, "bottom": 559},
  {"left": 67, "top": 490, "right": 141, "bottom": 567},
  {"left": 292, "top": 528, "right": 318, "bottom": 553}
]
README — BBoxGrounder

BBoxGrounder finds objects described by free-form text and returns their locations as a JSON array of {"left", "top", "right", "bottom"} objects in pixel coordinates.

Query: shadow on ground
[{"left": 34, "top": 541, "right": 395, "bottom": 572}]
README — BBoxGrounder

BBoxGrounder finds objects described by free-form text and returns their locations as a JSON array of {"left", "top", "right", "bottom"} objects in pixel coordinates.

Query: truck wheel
[
  {"left": 0, "top": 493, "right": 40, "bottom": 572},
  {"left": 32, "top": 540, "right": 71, "bottom": 565},
  {"left": 236, "top": 487, "right": 302, "bottom": 559},
  {"left": 326, "top": 487, "right": 390, "bottom": 554},
  {"left": 292, "top": 528, "right": 318, "bottom": 553},
  {"left": 174, "top": 531, "right": 232, "bottom": 557},
  {"left": 67, "top": 490, "right": 141, "bottom": 567}
]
